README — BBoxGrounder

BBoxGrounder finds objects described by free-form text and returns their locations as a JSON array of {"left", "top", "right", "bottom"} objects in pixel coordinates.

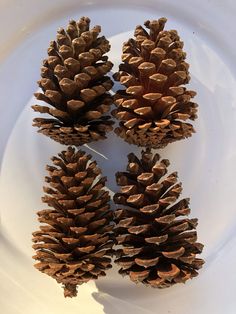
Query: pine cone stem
[{"left": 64, "top": 283, "right": 77, "bottom": 298}]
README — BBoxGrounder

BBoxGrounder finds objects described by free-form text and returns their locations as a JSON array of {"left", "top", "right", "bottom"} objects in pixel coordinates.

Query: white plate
[{"left": 0, "top": 1, "right": 236, "bottom": 313}]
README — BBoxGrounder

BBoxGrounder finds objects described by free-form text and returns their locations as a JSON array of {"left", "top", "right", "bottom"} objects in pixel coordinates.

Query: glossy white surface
[{"left": 0, "top": 1, "right": 236, "bottom": 313}]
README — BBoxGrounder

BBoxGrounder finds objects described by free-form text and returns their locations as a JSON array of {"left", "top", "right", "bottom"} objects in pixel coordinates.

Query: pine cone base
[
  {"left": 37, "top": 121, "right": 113, "bottom": 146},
  {"left": 115, "top": 123, "right": 194, "bottom": 149},
  {"left": 114, "top": 149, "right": 204, "bottom": 288}
]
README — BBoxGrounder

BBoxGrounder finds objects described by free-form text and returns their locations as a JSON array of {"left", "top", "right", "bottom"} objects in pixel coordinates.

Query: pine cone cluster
[
  {"left": 113, "top": 18, "right": 198, "bottom": 148},
  {"left": 31, "top": 16, "right": 204, "bottom": 297},
  {"left": 32, "top": 17, "right": 114, "bottom": 146},
  {"left": 32, "top": 147, "right": 114, "bottom": 297},
  {"left": 113, "top": 149, "right": 204, "bottom": 287}
]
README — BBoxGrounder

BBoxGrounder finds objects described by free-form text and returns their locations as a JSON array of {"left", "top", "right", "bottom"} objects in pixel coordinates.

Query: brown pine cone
[
  {"left": 32, "top": 17, "right": 114, "bottom": 146},
  {"left": 113, "top": 149, "right": 204, "bottom": 287},
  {"left": 113, "top": 17, "right": 198, "bottom": 149},
  {"left": 32, "top": 147, "right": 114, "bottom": 297}
]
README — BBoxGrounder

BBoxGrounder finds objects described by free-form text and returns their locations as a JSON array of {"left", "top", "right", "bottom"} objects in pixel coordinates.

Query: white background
[{"left": 0, "top": 1, "right": 236, "bottom": 313}]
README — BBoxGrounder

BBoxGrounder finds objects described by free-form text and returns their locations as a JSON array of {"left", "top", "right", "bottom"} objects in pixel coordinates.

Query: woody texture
[
  {"left": 32, "top": 17, "right": 114, "bottom": 146},
  {"left": 32, "top": 147, "right": 114, "bottom": 297},
  {"left": 113, "top": 18, "right": 198, "bottom": 148},
  {"left": 113, "top": 149, "right": 204, "bottom": 287}
]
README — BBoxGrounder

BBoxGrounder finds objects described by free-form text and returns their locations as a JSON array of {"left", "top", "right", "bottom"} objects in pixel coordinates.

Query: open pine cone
[
  {"left": 32, "top": 17, "right": 114, "bottom": 146},
  {"left": 113, "top": 149, "right": 204, "bottom": 287},
  {"left": 32, "top": 147, "right": 114, "bottom": 297},
  {"left": 113, "top": 17, "right": 198, "bottom": 148}
]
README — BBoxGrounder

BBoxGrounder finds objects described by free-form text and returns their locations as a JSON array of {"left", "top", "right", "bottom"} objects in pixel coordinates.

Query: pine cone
[
  {"left": 113, "top": 18, "right": 198, "bottom": 148},
  {"left": 32, "top": 17, "right": 114, "bottom": 146},
  {"left": 113, "top": 149, "right": 204, "bottom": 287},
  {"left": 32, "top": 147, "right": 114, "bottom": 297}
]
